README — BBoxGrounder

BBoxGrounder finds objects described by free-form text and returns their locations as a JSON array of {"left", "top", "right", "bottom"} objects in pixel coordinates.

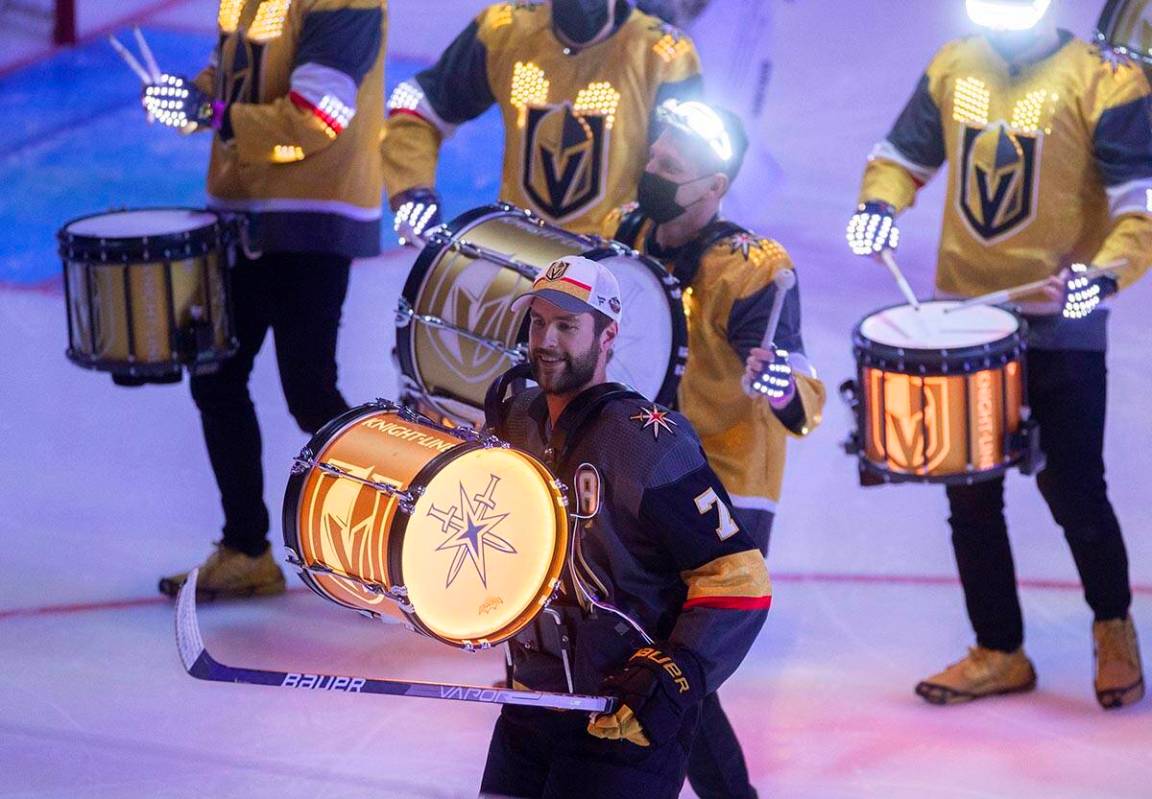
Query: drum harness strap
[{"left": 614, "top": 209, "right": 748, "bottom": 291}]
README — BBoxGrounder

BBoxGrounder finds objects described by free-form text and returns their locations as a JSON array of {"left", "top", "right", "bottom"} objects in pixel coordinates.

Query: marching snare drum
[
  {"left": 842, "top": 301, "right": 1040, "bottom": 485},
  {"left": 283, "top": 400, "right": 569, "bottom": 650},
  {"left": 59, "top": 208, "right": 236, "bottom": 385},
  {"left": 395, "top": 203, "right": 687, "bottom": 427}
]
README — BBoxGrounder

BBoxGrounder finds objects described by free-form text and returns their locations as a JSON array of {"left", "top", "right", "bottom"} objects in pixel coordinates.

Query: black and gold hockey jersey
[
  {"left": 381, "top": 0, "right": 701, "bottom": 234},
  {"left": 605, "top": 206, "right": 825, "bottom": 550},
  {"left": 492, "top": 383, "right": 770, "bottom": 696},
  {"left": 195, "top": 0, "right": 387, "bottom": 257},
  {"left": 859, "top": 31, "right": 1152, "bottom": 340}
]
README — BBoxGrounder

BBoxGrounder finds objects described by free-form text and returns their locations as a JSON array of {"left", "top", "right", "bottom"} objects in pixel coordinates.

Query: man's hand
[
  {"left": 587, "top": 646, "right": 701, "bottom": 748},
  {"left": 142, "top": 74, "right": 220, "bottom": 131},
  {"left": 742, "top": 346, "right": 796, "bottom": 408},
  {"left": 392, "top": 187, "right": 443, "bottom": 245},
  {"left": 846, "top": 200, "right": 900, "bottom": 256},
  {"left": 1062, "top": 264, "right": 1118, "bottom": 319}
]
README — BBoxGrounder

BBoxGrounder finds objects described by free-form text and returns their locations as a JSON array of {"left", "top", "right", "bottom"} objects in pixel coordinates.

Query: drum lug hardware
[
  {"left": 291, "top": 448, "right": 315, "bottom": 473},
  {"left": 395, "top": 299, "right": 414, "bottom": 327}
]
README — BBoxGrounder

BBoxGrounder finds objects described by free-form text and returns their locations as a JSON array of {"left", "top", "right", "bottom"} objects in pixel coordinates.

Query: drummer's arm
[
  {"left": 1088, "top": 64, "right": 1152, "bottom": 291},
  {"left": 726, "top": 252, "right": 825, "bottom": 437},
  {"left": 858, "top": 53, "right": 951, "bottom": 213},
  {"left": 224, "top": 2, "right": 384, "bottom": 161},
  {"left": 382, "top": 12, "right": 498, "bottom": 206}
]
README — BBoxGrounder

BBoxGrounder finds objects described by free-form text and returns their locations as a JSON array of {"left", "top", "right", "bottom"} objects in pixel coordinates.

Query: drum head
[
  {"left": 590, "top": 250, "right": 682, "bottom": 402},
  {"left": 858, "top": 301, "right": 1020, "bottom": 350},
  {"left": 399, "top": 446, "right": 567, "bottom": 645},
  {"left": 64, "top": 209, "right": 219, "bottom": 238}
]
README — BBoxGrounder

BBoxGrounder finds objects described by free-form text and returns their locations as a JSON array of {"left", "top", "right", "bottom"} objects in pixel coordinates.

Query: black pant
[
  {"left": 190, "top": 251, "right": 351, "bottom": 556},
  {"left": 946, "top": 349, "right": 1131, "bottom": 652},
  {"left": 480, "top": 704, "right": 697, "bottom": 799},
  {"left": 686, "top": 692, "right": 758, "bottom": 799}
]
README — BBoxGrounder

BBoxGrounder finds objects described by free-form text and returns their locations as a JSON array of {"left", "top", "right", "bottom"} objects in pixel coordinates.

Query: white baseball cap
[{"left": 511, "top": 255, "right": 623, "bottom": 324}]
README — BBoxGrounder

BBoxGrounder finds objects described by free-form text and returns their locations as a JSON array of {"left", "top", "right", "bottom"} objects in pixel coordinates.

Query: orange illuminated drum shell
[
  {"left": 852, "top": 301, "right": 1025, "bottom": 483},
  {"left": 283, "top": 403, "right": 570, "bottom": 650}
]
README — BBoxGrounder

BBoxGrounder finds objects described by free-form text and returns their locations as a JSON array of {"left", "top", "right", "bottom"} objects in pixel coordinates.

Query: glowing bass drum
[
  {"left": 842, "top": 301, "right": 1041, "bottom": 485},
  {"left": 283, "top": 401, "right": 569, "bottom": 650},
  {"left": 395, "top": 203, "right": 687, "bottom": 427},
  {"left": 58, "top": 208, "right": 236, "bottom": 385}
]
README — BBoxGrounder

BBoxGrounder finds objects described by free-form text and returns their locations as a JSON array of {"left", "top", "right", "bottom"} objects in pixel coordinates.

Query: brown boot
[
  {"left": 158, "top": 544, "right": 286, "bottom": 600},
  {"left": 1093, "top": 616, "right": 1145, "bottom": 709},
  {"left": 915, "top": 646, "right": 1037, "bottom": 705}
]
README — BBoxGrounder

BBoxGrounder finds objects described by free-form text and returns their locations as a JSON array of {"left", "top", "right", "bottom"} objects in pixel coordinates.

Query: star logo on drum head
[
  {"left": 630, "top": 405, "right": 678, "bottom": 439},
  {"left": 427, "top": 475, "right": 516, "bottom": 589}
]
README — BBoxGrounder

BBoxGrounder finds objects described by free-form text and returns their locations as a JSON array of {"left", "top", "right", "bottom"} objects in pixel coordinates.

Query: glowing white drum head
[
  {"left": 859, "top": 301, "right": 1020, "bottom": 350},
  {"left": 401, "top": 447, "right": 566, "bottom": 644},
  {"left": 596, "top": 253, "right": 676, "bottom": 398},
  {"left": 66, "top": 209, "right": 219, "bottom": 238}
]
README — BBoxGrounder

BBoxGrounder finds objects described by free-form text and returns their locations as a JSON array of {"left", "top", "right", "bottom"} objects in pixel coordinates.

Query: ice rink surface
[{"left": 2, "top": 1, "right": 1150, "bottom": 797}]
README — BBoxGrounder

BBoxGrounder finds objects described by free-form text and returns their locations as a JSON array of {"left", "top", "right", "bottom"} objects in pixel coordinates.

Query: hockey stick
[{"left": 175, "top": 569, "right": 615, "bottom": 713}]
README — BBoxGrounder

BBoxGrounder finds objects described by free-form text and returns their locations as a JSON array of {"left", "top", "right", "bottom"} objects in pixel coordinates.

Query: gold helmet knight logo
[
  {"left": 523, "top": 103, "right": 608, "bottom": 221},
  {"left": 958, "top": 121, "right": 1039, "bottom": 241},
  {"left": 543, "top": 260, "right": 570, "bottom": 281},
  {"left": 871, "top": 373, "right": 953, "bottom": 473}
]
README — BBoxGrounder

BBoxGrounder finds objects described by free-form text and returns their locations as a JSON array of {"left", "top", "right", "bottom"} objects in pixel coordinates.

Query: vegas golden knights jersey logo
[
  {"left": 523, "top": 103, "right": 608, "bottom": 221},
  {"left": 958, "top": 122, "right": 1039, "bottom": 242}
]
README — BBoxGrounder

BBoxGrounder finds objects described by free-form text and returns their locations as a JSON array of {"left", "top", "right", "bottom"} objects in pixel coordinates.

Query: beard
[{"left": 530, "top": 339, "right": 600, "bottom": 396}]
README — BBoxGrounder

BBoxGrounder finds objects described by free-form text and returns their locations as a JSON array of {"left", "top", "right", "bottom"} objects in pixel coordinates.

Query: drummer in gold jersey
[
  {"left": 847, "top": 0, "right": 1152, "bottom": 709},
  {"left": 381, "top": 0, "right": 701, "bottom": 241},
  {"left": 605, "top": 99, "right": 825, "bottom": 799}
]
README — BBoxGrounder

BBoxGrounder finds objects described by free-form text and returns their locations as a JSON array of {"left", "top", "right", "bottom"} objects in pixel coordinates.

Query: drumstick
[
  {"left": 758, "top": 267, "right": 797, "bottom": 350},
  {"left": 942, "top": 259, "right": 1129, "bottom": 314},
  {"left": 878, "top": 250, "right": 921, "bottom": 311},
  {"left": 108, "top": 35, "right": 152, "bottom": 84},
  {"left": 133, "top": 27, "right": 163, "bottom": 83}
]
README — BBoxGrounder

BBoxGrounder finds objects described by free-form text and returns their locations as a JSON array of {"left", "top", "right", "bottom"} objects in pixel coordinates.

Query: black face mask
[
  {"left": 553, "top": 0, "right": 615, "bottom": 47},
  {"left": 637, "top": 170, "right": 711, "bottom": 224}
]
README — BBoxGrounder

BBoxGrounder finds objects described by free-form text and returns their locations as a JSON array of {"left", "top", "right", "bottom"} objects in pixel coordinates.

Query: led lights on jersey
[
  {"left": 652, "top": 33, "right": 692, "bottom": 63},
  {"left": 272, "top": 145, "right": 305, "bottom": 162},
  {"left": 966, "top": 0, "right": 1051, "bottom": 31},
  {"left": 1010, "top": 88, "right": 1058, "bottom": 134},
  {"left": 573, "top": 82, "right": 621, "bottom": 130},
  {"left": 657, "top": 99, "right": 734, "bottom": 162},
  {"left": 217, "top": 0, "right": 243, "bottom": 33},
  {"left": 510, "top": 61, "right": 549, "bottom": 128},
  {"left": 388, "top": 81, "right": 425, "bottom": 112},
  {"left": 248, "top": 0, "right": 292, "bottom": 43},
  {"left": 954, "top": 77, "right": 991, "bottom": 126}
]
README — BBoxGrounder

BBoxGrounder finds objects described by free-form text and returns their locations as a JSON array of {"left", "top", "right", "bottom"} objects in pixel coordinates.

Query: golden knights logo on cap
[{"left": 512, "top": 255, "right": 624, "bottom": 324}]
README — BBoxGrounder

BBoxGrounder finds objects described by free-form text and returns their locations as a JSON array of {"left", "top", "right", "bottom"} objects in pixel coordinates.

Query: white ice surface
[{"left": 3, "top": 1, "right": 1152, "bottom": 798}]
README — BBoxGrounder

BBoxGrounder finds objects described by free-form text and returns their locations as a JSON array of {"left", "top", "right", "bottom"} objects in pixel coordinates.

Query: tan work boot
[
  {"left": 158, "top": 544, "right": 286, "bottom": 600},
  {"left": 915, "top": 646, "right": 1037, "bottom": 705},
  {"left": 1093, "top": 616, "right": 1145, "bottom": 709}
]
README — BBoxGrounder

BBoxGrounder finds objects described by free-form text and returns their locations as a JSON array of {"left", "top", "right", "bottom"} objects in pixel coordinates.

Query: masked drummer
[
  {"left": 482, "top": 256, "right": 770, "bottom": 798},
  {"left": 601, "top": 98, "right": 823, "bottom": 798},
  {"left": 381, "top": 0, "right": 701, "bottom": 242},
  {"left": 846, "top": 0, "right": 1152, "bottom": 709},
  {"left": 143, "top": 1, "right": 389, "bottom": 600}
]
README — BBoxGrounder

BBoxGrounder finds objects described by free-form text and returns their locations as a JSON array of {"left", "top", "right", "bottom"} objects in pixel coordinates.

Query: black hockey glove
[{"left": 587, "top": 645, "right": 703, "bottom": 747}]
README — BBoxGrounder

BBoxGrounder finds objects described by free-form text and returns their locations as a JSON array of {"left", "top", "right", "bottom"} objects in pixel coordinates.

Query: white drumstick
[
  {"left": 942, "top": 259, "right": 1130, "bottom": 314},
  {"left": 757, "top": 267, "right": 797, "bottom": 350},
  {"left": 108, "top": 35, "right": 152, "bottom": 84},
  {"left": 133, "top": 27, "right": 162, "bottom": 83},
  {"left": 878, "top": 250, "right": 921, "bottom": 311}
]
